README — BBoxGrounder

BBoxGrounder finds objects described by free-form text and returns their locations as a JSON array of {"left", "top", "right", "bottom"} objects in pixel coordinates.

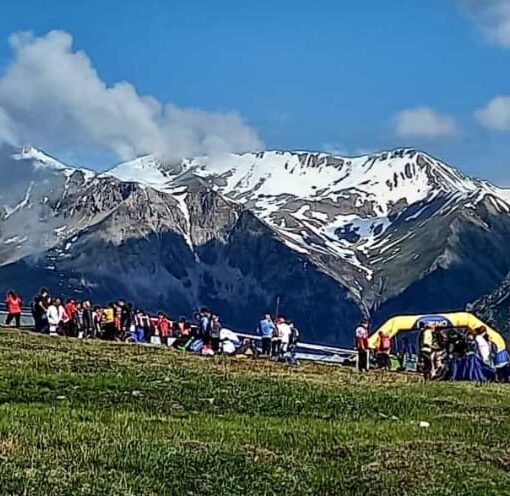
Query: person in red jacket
[
  {"left": 5, "top": 290, "right": 22, "bottom": 328},
  {"left": 157, "top": 312, "right": 171, "bottom": 346},
  {"left": 64, "top": 299, "right": 77, "bottom": 337},
  {"left": 376, "top": 330, "right": 392, "bottom": 371}
]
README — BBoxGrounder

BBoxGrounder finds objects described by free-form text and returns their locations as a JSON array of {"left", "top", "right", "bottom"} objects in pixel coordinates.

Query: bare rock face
[
  {"left": 3, "top": 145, "right": 510, "bottom": 345},
  {"left": 471, "top": 275, "right": 510, "bottom": 338},
  {"left": 186, "top": 189, "right": 241, "bottom": 246}
]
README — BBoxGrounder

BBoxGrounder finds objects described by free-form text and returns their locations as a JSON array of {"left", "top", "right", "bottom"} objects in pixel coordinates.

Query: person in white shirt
[
  {"left": 47, "top": 297, "right": 65, "bottom": 336},
  {"left": 475, "top": 326, "right": 491, "bottom": 363},
  {"left": 277, "top": 318, "right": 293, "bottom": 354}
]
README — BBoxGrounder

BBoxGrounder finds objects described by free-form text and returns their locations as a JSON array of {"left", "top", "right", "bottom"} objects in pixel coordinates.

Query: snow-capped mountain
[
  {"left": 2, "top": 144, "right": 510, "bottom": 344},
  {"left": 108, "top": 148, "right": 510, "bottom": 303}
]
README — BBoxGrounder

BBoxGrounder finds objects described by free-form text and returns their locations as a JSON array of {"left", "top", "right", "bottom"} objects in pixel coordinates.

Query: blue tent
[{"left": 449, "top": 354, "right": 495, "bottom": 382}]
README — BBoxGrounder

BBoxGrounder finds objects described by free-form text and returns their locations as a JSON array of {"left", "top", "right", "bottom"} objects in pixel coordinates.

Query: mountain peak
[
  {"left": 106, "top": 147, "right": 504, "bottom": 215},
  {"left": 14, "top": 146, "right": 68, "bottom": 168},
  {"left": 12, "top": 146, "right": 96, "bottom": 182}
]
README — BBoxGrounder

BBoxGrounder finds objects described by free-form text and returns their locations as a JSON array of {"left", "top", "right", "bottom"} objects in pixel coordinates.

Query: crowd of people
[
  {"left": 354, "top": 317, "right": 509, "bottom": 382},
  {"left": 417, "top": 324, "right": 500, "bottom": 381},
  {"left": 257, "top": 313, "right": 299, "bottom": 358},
  {"left": 9, "top": 287, "right": 507, "bottom": 380},
  {"left": 3, "top": 288, "right": 301, "bottom": 363}
]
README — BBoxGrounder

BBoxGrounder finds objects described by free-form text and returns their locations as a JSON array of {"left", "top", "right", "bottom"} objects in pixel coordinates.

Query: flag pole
[{"left": 275, "top": 295, "right": 281, "bottom": 318}]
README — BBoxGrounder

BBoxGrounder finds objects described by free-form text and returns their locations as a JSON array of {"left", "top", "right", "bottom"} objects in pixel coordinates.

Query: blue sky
[{"left": 0, "top": 0, "right": 510, "bottom": 183}]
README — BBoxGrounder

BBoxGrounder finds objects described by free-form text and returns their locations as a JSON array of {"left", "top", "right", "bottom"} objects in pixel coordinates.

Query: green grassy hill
[{"left": 0, "top": 328, "right": 509, "bottom": 495}]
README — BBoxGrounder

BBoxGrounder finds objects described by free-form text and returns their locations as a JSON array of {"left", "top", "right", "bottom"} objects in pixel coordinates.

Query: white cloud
[
  {"left": 0, "top": 106, "right": 16, "bottom": 144},
  {"left": 394, "top": 106, "right": 457, "bottom": 138},
  {"left": 322, "top": 142, "right": 375, "bottom": 157},
  {"left": 458, "top": 0, "right": 510, "bottom": 47},
  {"left": 475, "top": 96, "right": 510, "bottom": 130},
  {"left": 0, "top": 30, "right": 262, "bottom": 161}
]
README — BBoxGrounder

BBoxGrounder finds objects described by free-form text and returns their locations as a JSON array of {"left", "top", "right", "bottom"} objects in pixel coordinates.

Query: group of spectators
[
  {"left": 354, "top": 316, "right": 508, "bottom": 382},
  {"left": 257, "top": 313, "right": 300, "bottom": 359},
  {"left": 3, "top": 288, "right": 300, "bottom": 362},
  {"left": 31, "top": 288, "right": 123, "bottom": 339},
  {"left": 355, "top": 318, "right": 393, "bottom": 372},
  {"left": 418, "top": 324, "right": 499, "bottom": 381},
  {"left": 10, "top": 288, "right": 506, "bottom": 379}
]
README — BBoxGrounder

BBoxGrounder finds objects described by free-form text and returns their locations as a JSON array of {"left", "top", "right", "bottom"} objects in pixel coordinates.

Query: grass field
[{"left": 0, "top": 328, "right": 509, "bottom": 495}]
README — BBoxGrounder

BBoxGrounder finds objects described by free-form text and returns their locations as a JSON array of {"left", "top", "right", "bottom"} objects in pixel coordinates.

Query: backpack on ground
[{"left": 189, "top": 339, "right": 204, "bottom": 353}]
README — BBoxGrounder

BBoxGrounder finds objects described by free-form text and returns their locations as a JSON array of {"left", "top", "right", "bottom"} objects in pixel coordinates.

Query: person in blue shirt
[
  {"left": 258, "top": 314, "right": 275, "bottom": 357},
  {"left": 198, "top": 308, "right": 211, "bottom": 345}
]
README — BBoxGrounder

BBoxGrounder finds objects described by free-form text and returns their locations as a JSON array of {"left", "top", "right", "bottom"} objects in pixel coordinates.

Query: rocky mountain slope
[
  {"left": 471, "top": 275, "right": 510, "bottom": 337},
  {"left": 1, "top": 144, "right": 510, "bottom": 344}
]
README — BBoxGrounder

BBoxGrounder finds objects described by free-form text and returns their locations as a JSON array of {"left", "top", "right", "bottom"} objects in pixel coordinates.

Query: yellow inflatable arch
[{"left": 367, "top": 312, "right": 507, "bottom": 352}]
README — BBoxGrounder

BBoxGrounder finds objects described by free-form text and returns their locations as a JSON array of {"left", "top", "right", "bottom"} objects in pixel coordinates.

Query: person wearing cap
[{"left": 355, "top": 318, "right": 370, "bottom": 372}]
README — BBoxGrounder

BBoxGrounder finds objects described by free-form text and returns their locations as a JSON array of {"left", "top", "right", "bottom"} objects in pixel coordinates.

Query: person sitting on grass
[
  {"left": 172, "top": 317, "right": 192, "bottom": 350},
  {"left": 174, "top": 316, "right": 190, "bottom": 338},
  {"left": 234, "top": 338, "right": 260, "bottom": 359},
  {"left": 5, "top": 290, "right": 22, "bottom": 328}
]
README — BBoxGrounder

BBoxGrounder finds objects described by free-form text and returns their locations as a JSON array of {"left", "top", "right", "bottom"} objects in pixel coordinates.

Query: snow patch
[
  {"left": 3, "top": 182, "right": 34, "bottom": 219},
  {"left": 3, "top": 235, "right": 27, "bottom": 245}
]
